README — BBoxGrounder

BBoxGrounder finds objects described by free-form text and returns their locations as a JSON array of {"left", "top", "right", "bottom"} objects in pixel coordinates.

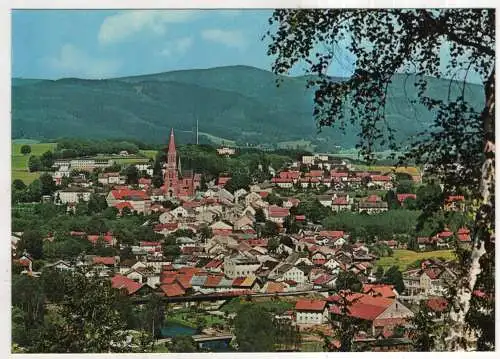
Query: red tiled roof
[
  {"left": 329, "top": 294, "right": 393, "bottom": 321},
  {"left": 371, "top": 175, "right": 391, "bottom": 182},
  {"left": 204, "top": 275, "right": 223, "bottom": 287},
  {"left": 232, "top": 277, "right": 246, "bottom": 287},
  {"left": 111, "top": 189, "right": 149, "bottom": 200},
  {"left": 87, "top": 235, "right": 114, "bottom": 244},
  {"left": 314, "top": 274, "right": 334, "bottom": 285},
  {"left": 93, "top": 256, "right": 115, "bottom": 266},
  {"left": 279, "top": 171, "right": 301, "bottom": 179},
  {"left": 111, "top": 275, "right": 142, "bottom": 295},
  {"left": 437, "top": 231, "right": 454, "bottom": 238},
  {"left": 259, "top": 192, "right": 270, "bottom": 198},
  {"left": 332, "top": 197, "right": 349, "bottom": 205},
  {"left": 295, "top": 215, "right": 306, "bottom": 221},
  {"left": 330, "top": 171, "right": 349, "bottom": 177},
  {"left": 176, "top": 274, "right": 193, "bottom": 290},
  {"left": 160, "top": 283, "right": 185, "bottom": 297},
  {"left": 319, "top": 230, "right": 345, "bottom": 239},
  {"left": 205, "top": 259, "right": 223, "bottom": 269},
  {"left": 397, "top": 193, "right": 416, "bottom": 202},
  {"left": 218, "top": 176, "right": 232, "bottom": 186},
  {"left": 272, "top": 177, "right": 294, "bottom": 183},
  {"left": 268, "top": 205, "right": 290, "bottom": 218},
  {"left": 426, "top": 297, "right": 448, "bottom": 312},
  {"left": 362, "top": 284, "right": 396, "bottom": 298},
  {"left": 295, "top": 299, "right": 327, "bottom": 312},
  {"left": 366, "top": 195, "right": 382, "bottom": 203}
]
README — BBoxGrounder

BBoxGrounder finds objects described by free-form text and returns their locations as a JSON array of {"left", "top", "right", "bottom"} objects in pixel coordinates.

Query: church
[{"left": 162, "top": 128, "right": 201, "bottom": 199}]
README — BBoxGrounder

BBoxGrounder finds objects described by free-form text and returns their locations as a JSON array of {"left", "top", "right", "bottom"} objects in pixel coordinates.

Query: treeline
[{"left": 54, "top": 138, "right": 143, "bottom": 158}]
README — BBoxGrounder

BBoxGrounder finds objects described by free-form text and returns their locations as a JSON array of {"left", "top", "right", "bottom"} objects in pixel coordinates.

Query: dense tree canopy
[{"left": 267, "top": 10, "right": 495, "bottom": 350}]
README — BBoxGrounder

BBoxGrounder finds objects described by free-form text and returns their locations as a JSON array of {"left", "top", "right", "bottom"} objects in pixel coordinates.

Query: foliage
[
  {"left": 20, "top": 144, "right": 32, "bottom": 155},
  {"left": 18, "top": 230, "right": 44, "bottom": 259},
  {"left": 410, "top": 301, "right": 441, "bottom": 351},
  {"left": 234, "top": 304, "right": 276, "bottom": 352},
  {"left": 28, "top": 155, "right": 41, "bottom": 172},
  {"left": 381, "top": 265, "right": 405, "bottom": 294},
  {"left": 255, "top": 208, "right": 266, "bottom": 223},
  {"left": 262, "top": 220, "right": 280, "bottom": 237},
  {"left": 169, "top": 336, "right": 197, "bottom": 352},
  {"left": 335, "top": 271, "right": 362, "bottom": 292}
]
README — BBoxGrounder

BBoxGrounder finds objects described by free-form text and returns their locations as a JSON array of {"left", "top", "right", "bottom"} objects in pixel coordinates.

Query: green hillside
[{"left": 12, "top": 66, "right": 484, "bottom": 150}]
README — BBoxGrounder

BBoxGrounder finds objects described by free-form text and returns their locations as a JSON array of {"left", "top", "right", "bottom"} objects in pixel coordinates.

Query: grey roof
[
  {"left": 217, "top": 278, "right": 234, "bottom": 288},
  {"left": 190, "top": 275, "right": 207, "bottom": 286}
]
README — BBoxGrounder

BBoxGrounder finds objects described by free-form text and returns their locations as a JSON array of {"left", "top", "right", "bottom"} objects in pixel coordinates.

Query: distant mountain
[{"left": 11, "top": 65, "right": 484, "bottom": 151}]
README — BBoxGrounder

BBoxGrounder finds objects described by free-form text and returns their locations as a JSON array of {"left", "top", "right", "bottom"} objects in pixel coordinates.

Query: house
[
  {"left": 332, "top": 197, "right": 350, "bottom": 212},
  {"left": 223, "top": 254, "right": 261, "bottom": 278},
  {"left": 45, "top": 260, "right": 73, "bottom": 271},
  {"left": 106, "top": 189, "right": 151, "bottom": 215},
  {"left": 267, "top": 205, "right": 290, "bottom": 224},
  {"left": 210, "top": 221, "right": 233, "bottom": 236},
  {"left": 329, "top": 293, "right": 413, "bottom": 337},
  {"left": 295, "top": 299, "right": 328, "bottom": 325},
  {"left": 55, "top": 187, "right": 92, "bottom": 204},
  {"left": 358, "top": 195, "right": 388, "bottom": 214},
  {"left": 317, "top": 195, "right": 333, "bottom": 208},
  {"left": 369, "top": 175, "right": 393, "bottom": 189},
  {"left": 171, "top": 206, "right": 189, "bottom": 218},
  {"left": 270, "top": 264, "right": 307, "bottom": 284},
  {"left": 362, "top": 284, "right": 398, "bottom": 298},
  {"left": 138, "top": 177, "right": 152, "bottom": 188},
  {"left": 111, "top": 274, "right": 143, "bottom": 295},
  {"left": 98, "top": 172, "right": 124, "bottom": 186}
]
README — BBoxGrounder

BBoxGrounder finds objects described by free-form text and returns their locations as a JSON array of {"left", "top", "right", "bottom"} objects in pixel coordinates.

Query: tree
[
  {"left": 39, "top": 173, "right": 56, "bottom": 196},
  {"left": 169, "top": 335, "right": 197, "bottom": 352},
  {"left": 141, "top": 294, "right": 165, "bottom": 339},
  {"left": 255, "top": 208, "right": 266, "bottom": 223},
  {"left": 410, "top": 301, "right": 440, "bottom": 351},
  {"left": 374, "top": 266, "right": 385, "bottom": 282},
  {"left": 124, "top": 165, "right": 140, "bottom": 185},
  {"left": 18, "top": 230, "right": 43, "bottom": 259},
  {"left": 224, "top": 172, "right": 251, "bottom": 193},
  {"left": 234, "top": 304, "right": 276, "bottom": 352},
  {"left": 335, "top": 271, "right": 362, "bottom": 292},
  {"left": 262, "top": 220, "right": 280, "bottom": 237},
  {"left": 20, "top": 144, "right": 31, "bottom": 155},
  {"left": 32, "top": 270, "right": 136, "bottom": 353},
  {"left": 268, "top": 237, "right": 280, "bottom": 253},
  {"left": 28, "top": 155, "right": 41, "bottom": 172},
  {"left": 13, "top": 179, "right": 27, "bottom": 191},
  {"left": 385, "top": 189, "right": 400, "bottom": 210},
  {"left": 382, "top": 266, "right": 405, "bottom": 294},
  {"left": 267, "top": 10, "right": 495, "bottom": 349},
  {"left": 40, "top": 151, "right": 54, "bottom": 169}
]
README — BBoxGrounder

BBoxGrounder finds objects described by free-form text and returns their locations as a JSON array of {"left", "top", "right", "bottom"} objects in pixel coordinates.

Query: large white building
[
  {"left": 55, "top": 187, "right": 92, "bottom": 204},
  {"left": 223, "top": 254, "right": 261, "bottom": 278}
]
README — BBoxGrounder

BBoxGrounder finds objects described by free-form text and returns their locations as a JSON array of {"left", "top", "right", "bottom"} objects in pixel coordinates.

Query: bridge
[
  {"left": 157, "top": 332, "right": 233, "bottom": 346},
  {"left": 131, "top": 288, "right": 330, "bottom": 305}
]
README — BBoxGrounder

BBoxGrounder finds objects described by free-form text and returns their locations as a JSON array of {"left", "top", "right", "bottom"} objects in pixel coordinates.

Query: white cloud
[
  {"left": 160, "top": 37, "right": 194, "bottom": 57},
  {"left": 201, "top": 29, "right": 245, "bottom": 50},
  {"left": 98, "top": 10, "right": 200, "bottom": 45},
  {"left": 45, "top": 44, "right": 120, "bottom": 79}
]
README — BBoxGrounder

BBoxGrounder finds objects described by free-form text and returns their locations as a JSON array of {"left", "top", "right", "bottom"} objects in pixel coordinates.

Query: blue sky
[{"left": 11, "top": 9, "right": 356, "bottom": 80}]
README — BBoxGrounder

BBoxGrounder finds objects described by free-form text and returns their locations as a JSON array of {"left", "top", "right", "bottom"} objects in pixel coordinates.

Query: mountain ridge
[{"left": 11, "top": 65, "right": 484, "bottom": 151}]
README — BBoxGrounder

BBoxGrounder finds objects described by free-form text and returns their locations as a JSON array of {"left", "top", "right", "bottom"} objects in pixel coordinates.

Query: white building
[
  {"left": 223, "top": 254, "right": 261, "bottom": 278},
  {"left": 55, "top": 187, "right": 92, "bottom": 204},
  {"left": 295, "top": 299, "right": 328, "bottom": 325}
]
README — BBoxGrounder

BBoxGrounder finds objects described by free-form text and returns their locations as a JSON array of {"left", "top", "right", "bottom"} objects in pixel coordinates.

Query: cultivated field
[
  {"left": 11, "top": 142, "right": 57, "bottom": 184},
  {"left": 376, "top": 249, "right": 456, "bottom": 270}
]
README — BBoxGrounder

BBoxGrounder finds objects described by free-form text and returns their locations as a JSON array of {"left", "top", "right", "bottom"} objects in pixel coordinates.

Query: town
[{"left": 11, "top": 129, "right": 478, "bottom": 352}]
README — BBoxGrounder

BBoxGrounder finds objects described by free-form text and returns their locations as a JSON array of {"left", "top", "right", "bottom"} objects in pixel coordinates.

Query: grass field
[
  {"left": 140, "top": 150, "right": 158, "bottom": 160},
  {"left": 354, "top": 164, "right": 421, "bottom": 176},
  {"left": 199, "top": 132, "right": 236, "bottom": 147},
  {"left": 277, "top": 140, "right": 316, "bottom": 152},
  {"left": 376, "top": 249, "right": 456, "bottom": 270},
  {"left": 11, "top": 142, "right": 58, "bottom": 184}
]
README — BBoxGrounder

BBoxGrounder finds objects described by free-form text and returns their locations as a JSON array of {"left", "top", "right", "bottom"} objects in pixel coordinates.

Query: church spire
[{"left": 168, "top": 128, "right": 176, "bottom": 154}]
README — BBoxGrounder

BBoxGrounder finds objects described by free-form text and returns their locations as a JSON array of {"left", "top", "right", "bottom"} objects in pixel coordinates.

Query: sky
[{"left": 12, "top": 9, "right": 356, "bottom": 80}]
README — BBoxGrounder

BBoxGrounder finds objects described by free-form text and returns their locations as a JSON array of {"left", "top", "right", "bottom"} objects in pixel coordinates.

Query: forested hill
[{"left": 12, "top": 65, "right": 484, "bottom": 151}]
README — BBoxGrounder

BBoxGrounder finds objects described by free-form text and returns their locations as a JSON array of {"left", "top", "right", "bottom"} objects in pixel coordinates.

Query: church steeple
[
  {"left": 164, "top": 128, "right": 179, "bottom": 196},
  {"left": 168, "top": 128, "right": 176, "bottom": 154}
]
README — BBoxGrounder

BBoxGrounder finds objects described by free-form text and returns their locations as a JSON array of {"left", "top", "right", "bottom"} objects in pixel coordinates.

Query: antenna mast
[{"left": 196, "top": 119, "right": 199, "bottom": 145}]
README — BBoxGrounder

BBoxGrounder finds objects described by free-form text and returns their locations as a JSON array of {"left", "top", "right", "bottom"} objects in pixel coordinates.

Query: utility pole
[{"left": 196, "top": 119, "right": 199, "bottom": 145}]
